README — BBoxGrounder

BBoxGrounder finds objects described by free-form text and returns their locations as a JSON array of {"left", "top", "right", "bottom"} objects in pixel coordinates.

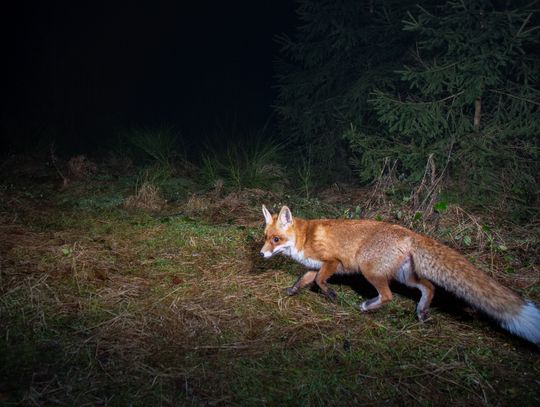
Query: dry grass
[
  {"left": 1, "top": 163, "right": 539, "bottom": 406},
  {"left": 124, "top": 182, "right": 167, "bottom": 212},
  {"left": 67, "top": 155, "right": 98, "bottom": 180},
  {"left": 183, "top": 188, "right": 275, "bottom": 226}
]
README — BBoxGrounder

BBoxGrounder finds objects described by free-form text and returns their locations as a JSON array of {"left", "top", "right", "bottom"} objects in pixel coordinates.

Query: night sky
[{"left": 2, "top": 1, "right": 297, "bottom": 151}]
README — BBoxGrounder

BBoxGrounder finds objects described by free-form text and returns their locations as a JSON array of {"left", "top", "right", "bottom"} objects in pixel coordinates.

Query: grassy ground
[{"left": 0, "top": 155, "right": 539, "bottom": 406}]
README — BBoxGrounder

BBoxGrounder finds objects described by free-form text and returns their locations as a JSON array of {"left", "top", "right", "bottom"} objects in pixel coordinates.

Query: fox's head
[{"left": 260, "top": 205, "right": 296, "bottom": 258}]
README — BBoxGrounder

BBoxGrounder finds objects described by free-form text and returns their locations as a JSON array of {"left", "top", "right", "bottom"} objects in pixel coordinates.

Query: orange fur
[{"left": 260, "top": 205, "right": 540, "bottom": 344}]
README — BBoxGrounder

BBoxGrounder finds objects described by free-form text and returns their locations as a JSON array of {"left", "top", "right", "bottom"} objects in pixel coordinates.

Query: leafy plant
[{"left": 433, "top": 200, "right": 448, "bottom": 214}]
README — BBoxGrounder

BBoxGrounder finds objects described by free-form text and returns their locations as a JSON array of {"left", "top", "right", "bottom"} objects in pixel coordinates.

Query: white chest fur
[{"left": 289, "top": 246, "right": 323, "bottom": 270}]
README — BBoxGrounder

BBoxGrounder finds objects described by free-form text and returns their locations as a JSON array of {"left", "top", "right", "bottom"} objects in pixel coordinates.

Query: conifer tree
[
  {"left": 275, "top": 0, "right": 416, "bottom": 178},
  {"left": 345, "top": 0, "right": 539, "bottom": 209}
]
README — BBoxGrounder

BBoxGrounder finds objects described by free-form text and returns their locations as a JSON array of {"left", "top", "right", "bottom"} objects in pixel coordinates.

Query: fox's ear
[
  {"left": 278, "top": 206, "right": 293, "bottom": 228},
  {"left": 262, "top": 204, "right": 273, "bottom": 225}
]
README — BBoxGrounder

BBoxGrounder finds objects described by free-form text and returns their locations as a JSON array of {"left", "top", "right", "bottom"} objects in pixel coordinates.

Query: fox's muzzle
[{"left": 260, "top": 250, "right": 273, "bottom": 258}]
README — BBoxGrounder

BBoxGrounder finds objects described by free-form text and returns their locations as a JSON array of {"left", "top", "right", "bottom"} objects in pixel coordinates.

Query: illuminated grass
[{"left": 0, "top": 172, "right": 539, "bottom": 405}]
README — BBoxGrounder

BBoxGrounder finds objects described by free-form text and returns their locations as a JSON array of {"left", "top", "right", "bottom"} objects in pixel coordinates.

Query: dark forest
[{"left": 1, "top": 1, "right": 539, "bottom": 405}]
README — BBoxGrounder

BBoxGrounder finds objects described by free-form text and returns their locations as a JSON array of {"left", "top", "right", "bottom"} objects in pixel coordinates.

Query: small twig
[{"left": 49, "top": 142, "right": 69, "bottom": 187}]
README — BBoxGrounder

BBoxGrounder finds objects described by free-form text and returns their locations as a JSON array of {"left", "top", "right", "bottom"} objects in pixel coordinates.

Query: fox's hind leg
[
  {"left": 287, "top": 271, "right": 317, "bottom": 296},
  {"left": 357, "top": 250, "right": 411, "bottom": 313},
  {"left": 394, "top": 256, "right": 435, "bottom": 321},
  {"left": 358, "top": 275, "right": 393, "bottom": 312}
]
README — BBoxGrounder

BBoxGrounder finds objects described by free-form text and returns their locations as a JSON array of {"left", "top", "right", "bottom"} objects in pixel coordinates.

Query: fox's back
[{"left": 300, "top": 218, "right": 417, "bottom": 268}]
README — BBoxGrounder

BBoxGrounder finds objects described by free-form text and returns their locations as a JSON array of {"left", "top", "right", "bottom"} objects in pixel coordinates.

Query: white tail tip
[{"left": 502, "top": 301, "right": 540, "bottom": 345}]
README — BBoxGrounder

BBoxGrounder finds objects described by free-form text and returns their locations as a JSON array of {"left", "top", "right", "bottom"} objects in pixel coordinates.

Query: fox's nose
[{"left": 259, "top": 252, "right": 265, "bottom": 258}]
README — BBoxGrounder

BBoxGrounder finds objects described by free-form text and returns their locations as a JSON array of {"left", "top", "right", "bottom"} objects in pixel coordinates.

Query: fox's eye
[{"left": 272, "top": 236, "right": 280, "bottom": 243}]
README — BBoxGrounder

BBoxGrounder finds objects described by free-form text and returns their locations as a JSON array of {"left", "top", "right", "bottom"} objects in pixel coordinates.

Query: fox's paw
[
  {"left": 416, "top": 308, "right": 429, "bottom": 322},
  {"left": 286, "top": 287, "right": 298, "bottom": 296},
  {"left": 358, "top": 301, "right": 370, "bottom": 312},
  {"left": 358, "top": 296, "right": 380, "bottom": 312},
  {"left": 323, "top": 288, "right": 337, "bottom": 302}
]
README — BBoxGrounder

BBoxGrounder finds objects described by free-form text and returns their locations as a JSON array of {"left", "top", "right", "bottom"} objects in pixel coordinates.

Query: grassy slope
[{"left": 0, "top": 164, "right": 539, "bottom": 406}]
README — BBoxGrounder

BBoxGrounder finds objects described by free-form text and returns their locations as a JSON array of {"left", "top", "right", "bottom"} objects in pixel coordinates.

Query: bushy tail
[
  {"left": 500, "top": 302, "right": 540, "bottom": 344},
  {"left": 412, "top": 237, "right": 540, "bottom": 345}
]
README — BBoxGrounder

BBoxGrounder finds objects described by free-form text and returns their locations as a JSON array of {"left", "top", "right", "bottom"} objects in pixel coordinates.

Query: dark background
[{"left": 1, "top": 1, "right": 297, "bottom": 152}]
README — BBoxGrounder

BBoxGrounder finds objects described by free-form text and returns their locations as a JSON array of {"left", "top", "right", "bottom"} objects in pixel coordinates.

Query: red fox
[{"left": 260, "top": 205, "right": 540, "bottom": 345}]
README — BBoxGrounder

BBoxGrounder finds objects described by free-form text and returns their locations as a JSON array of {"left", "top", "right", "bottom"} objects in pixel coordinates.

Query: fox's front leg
[
  {"left": 315, "top": 261, "right": 339, "bottom": 301},
  {"left": 287, "top": 271, "right": 317, "bottom": 296}
]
